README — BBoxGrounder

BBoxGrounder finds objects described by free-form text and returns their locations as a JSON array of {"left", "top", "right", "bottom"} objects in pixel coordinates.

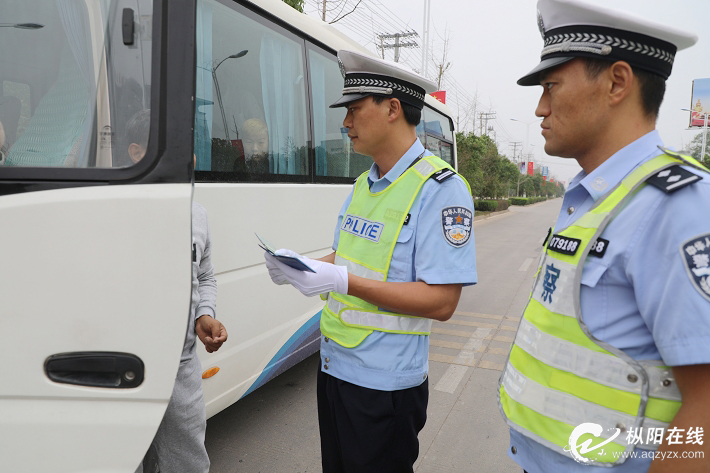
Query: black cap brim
[
  {"left": 517, "top": 56, "right": 575, "bottom": 86},
  {"left": 329, "top": 93, "right": 371, "bottom": 108}
]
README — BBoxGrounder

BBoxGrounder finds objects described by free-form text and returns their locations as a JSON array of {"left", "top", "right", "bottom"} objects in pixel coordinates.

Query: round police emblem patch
[
  {"left": 441, "top": 206, "right": 472, "bottom": 247},
  {"left": 681, "top": 233, "right": 710, "bottom": 302}
]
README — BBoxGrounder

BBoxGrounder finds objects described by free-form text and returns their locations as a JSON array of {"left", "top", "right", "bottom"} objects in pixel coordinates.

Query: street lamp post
[{"left": 212, "top": 50, "right": 248, "bottom": 142}]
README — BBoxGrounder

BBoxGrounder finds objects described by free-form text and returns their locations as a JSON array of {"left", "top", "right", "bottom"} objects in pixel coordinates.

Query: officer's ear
[
  {"left": 387, "top": 98, "right": 403, "bottom": 123},
  {"left": 607, "top": 61, "right": 635, "bottom": 108}
]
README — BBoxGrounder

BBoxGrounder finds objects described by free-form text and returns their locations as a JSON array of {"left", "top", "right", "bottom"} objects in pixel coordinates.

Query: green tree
[
  {"left": 456, "top": 131, "right": 526, "bottom": 199},
  {"left": 282, "top": 0, "right": 304, "bottom": 12},
  {"left": 688, "top": 130, "right": 710, "bottom": 168}
]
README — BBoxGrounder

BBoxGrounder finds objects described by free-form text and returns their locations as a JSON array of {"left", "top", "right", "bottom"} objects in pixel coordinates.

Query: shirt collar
[
  {"left": 367, "top": 139, "right": 428, "bottom": 190},
  {"left": 574, "top": 130, "right": 664, "bottom": 201}
]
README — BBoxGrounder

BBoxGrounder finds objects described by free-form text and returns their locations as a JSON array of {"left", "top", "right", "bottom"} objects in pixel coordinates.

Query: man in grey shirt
[{"left": 129, "top": 109, "right": 228, "bottom": 473}]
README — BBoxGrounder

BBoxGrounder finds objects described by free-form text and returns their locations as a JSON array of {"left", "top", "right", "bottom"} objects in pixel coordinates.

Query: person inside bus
[
  {"left": 241, "top": 117, "right": 270, "bottom": 174},
  {"left": 127, "top": 109, "right": 229, "bottom": 473},
  {"left": 264, "top": 50, "right": 477, "bottom": 473}
]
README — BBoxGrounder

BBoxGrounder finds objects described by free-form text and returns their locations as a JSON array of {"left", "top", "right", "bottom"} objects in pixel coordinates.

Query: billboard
[
  {"left": 518, "top": 161, "right": 526, "bottom": 174},
  {"left": 690, "top": 79, "right": 710, "bottom": 127},
  {"left": 527, "top": 162, "right": 534, "bottom": 176}
]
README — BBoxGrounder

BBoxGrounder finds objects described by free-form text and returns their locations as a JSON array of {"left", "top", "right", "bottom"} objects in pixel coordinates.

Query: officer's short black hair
[
  {"left": 582, "top": 58, "right": 666, "bottom": 120},
  {"left": 126, "top": 109, "right": 151, "bottom": 148},
  {"left": 370, "top": 95, "right": 422, "bottom": 127}
]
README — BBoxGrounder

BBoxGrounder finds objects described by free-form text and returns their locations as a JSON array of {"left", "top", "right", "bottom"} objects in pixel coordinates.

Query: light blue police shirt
[
  {"left": 510, "top": 130, "right": 710, "bottom": 472},
  {"left": 320, "top": 138, "right": 477, "bottom": 391}
]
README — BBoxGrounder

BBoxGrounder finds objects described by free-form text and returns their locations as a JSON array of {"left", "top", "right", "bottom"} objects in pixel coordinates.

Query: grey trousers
[{"left": 136, "top": 354, "right": 210, "bottom": 473}]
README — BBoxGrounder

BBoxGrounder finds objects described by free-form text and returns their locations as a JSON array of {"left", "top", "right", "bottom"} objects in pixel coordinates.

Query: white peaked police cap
[
  {"left": 330, "top": 49, "right": 438, "bottom": 109},
  {"left": 518, "top": 0, "right": 698, "bottom": 86}
]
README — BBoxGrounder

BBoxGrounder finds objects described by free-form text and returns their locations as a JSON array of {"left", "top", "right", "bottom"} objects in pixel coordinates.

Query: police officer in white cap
[
  {"left": 264, "top": 50, "right": 477, "bottom": 472},
  {"left": 499, "top": 0, "right": 710, "bottom": 472}
]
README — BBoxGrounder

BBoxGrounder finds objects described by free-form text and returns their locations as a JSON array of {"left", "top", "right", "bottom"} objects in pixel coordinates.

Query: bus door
[{"left": 0, "top": 1, "right": 196, "bottom": 471}]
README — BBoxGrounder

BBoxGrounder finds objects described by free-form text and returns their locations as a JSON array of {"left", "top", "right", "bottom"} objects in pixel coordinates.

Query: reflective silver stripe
[
  {"left": 515, "top": 319, "right": 682, "bottom": 401},
  {"left": 335, "top": 255, "right": 385, "bottom": 282},
  {"left": 326, "top": 296, "right": 346, "bottom": 315},
  {"left": 341, "top": 309, "right": 432, "bottom": 333},
  {"left": 572, "top": 212, "right": 608, "bottom": 229},
  {"left": 413, "top": 159, "right": 436, "bottom": 176},
  {"left": 502, "top": 363, "right": 667, "bottom": 450},
  {"left": 531, "top": 256, "right": 576, "bottom": 317}
]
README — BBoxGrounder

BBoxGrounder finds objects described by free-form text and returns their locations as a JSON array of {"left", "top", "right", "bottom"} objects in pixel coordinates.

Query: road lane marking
[
  {"left": 446, "top": 319, "right": 499, "bottom": 330},
  {"left": 488, "top": 347, "right": 512, "bottom": 356},
  {"left": 479, "top": 360, "right": 505, "bottom": 371},
  {"left": 431, "top": 326, "right": 476, "bottom": 338},
  {"left": 434, "top": 365, "right": 469, "bottom": 393},
  {"left": 430, "top": 339, "right": 465, "bottom": 350},
  {"left": 453, "top": 311, "right": 503, "bottom": 320},
  {"left": 519, "top": 257, "right": 534, "bottom": 272}
]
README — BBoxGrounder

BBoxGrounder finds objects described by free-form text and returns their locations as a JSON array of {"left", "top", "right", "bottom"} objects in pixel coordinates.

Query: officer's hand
[
  {"left": 264, "top": 250, "right": 294, "bottom": 285},
  {"left": 196, "top": 315, "right": 228, "bottom": 353},
  {"left": 264, "top": 250, "right": 348, "bottom": 297}
]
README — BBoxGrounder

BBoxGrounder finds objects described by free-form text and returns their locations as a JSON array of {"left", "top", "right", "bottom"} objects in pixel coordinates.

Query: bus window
[
  {"left": 194, "top": 0, "right": 309, "bottom": 180},
  {"left": 308, "top": 47, "right": 370, "bottom": 179},
  {"left": 424, "top": 107, "right": 454, "bottom": 142},
  {"left": 0, "top": 0, "right": 154, "bottom": 169},
  {"left": 423, "top": 106, "right": 455, "bottom": 165}
]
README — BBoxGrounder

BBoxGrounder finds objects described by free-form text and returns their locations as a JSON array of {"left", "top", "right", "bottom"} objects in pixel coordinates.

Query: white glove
[{"left": 263, "top": 249, "right": 348, "bottom": 297}]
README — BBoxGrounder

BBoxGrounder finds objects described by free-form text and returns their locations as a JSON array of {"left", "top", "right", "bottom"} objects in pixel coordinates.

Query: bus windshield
[{"left": 0, "top": 0, "right": 153, "bottom": 168}]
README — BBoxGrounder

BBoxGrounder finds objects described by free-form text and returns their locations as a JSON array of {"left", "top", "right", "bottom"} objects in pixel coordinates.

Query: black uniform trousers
[{"left": 317, "top": 367, "right": 428, "bottom": 473}]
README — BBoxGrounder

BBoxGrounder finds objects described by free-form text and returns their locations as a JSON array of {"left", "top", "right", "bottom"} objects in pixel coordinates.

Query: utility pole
[
  {"left": 478, "top": 111, "right": 496, "bottom": 136},
  {"left": 509, "top": 141, "right": 522, "bottom": 161},
  {"left": 378, "top": 31, "right": 418, "bottom": 63}
]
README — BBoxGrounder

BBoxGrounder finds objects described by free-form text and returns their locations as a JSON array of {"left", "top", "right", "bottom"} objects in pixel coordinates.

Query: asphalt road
[{"left": 204, "top": 198, "right": 561, "bottom": 473}]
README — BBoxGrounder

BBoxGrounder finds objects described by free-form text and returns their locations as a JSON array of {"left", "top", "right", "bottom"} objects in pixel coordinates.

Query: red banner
[
  {"left": 527, "top": 162, "right": 534, "bottom": 175},
  {"left": 431, "top": 90, "right": 446, "bottom": 104}
]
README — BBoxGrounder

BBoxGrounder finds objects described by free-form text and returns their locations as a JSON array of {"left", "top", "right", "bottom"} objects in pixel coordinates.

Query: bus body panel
[
  {"left": 193, "top": 183, "right": 351, "bottom": 416},
  {"left": 0, "top": 183, "right": 193, "bottom": 472}
]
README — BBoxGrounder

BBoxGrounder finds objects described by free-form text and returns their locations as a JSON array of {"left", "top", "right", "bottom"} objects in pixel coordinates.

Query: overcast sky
[{"left": 306, "top": 0, "right": 710, "bottom": 185}]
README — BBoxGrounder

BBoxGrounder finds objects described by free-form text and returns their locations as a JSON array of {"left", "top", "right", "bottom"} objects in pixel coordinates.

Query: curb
[{"left": 473, "top": 208, "right": 510, "bottom": 221}]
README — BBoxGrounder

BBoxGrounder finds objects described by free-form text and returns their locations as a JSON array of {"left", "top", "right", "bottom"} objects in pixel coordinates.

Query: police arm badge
[
  {"left": 441, "top": 206, "right": 472, "bottom": 247},
  {"left": 681, "top": 233, "right": 710, "bottom": 302}
]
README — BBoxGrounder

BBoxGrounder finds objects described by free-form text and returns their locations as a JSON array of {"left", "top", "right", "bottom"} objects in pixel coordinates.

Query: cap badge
[
  {"left": 338, "top": 58, "right": 346, "bottom": 78},
  {"left": 537, "top": 9, "right": 545, "bottom": 39}
]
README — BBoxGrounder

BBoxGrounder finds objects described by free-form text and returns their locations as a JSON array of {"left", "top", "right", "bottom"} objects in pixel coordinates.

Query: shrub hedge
[
  {"left": 510, "top": 197, "right": 549, "bottom": 205},
  {"left": 474, "top": 199, "right": 511, "bottom": 212}
]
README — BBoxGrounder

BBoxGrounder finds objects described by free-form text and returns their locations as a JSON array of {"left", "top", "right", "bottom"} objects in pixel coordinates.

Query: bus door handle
[{"left": 45, "top": 352, "right": 144, "bottom": 388}]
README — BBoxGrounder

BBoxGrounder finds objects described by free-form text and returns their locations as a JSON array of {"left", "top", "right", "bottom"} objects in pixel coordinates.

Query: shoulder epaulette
[
  {"left": 647, "top": 164, "right": 703, "bottom": 193},
  {"left": 430, "top": 168, "right": 456, "bottom": 184}
]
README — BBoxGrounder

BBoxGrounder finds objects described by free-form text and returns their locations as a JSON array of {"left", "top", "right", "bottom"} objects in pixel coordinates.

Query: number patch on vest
[
  {"left": 341, "top": 214, "right": 385, "bottom": 243},
  {"left": 548, "top": 234, "right": 610, "bottom": 258},
  {"left": 441, "top": 207, "right": 472, "bottom": 247},
  {"left": 589, "top": 238, "right": 610, "bottom": 258},
  {"left": 548, "top": 234, "right": 581, "bottom": 255}
]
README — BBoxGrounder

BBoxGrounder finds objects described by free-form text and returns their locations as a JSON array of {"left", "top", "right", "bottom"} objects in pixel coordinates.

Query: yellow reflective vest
[
  {"left": 499, "top": 152, "right": 709, "bottom": 466},
  {"left": 321, "top": 155, "right": 469, "bottom": 348}
]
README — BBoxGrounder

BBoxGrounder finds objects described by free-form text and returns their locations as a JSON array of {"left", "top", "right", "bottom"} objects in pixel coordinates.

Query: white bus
[
  {"left": 0, "top": 0, "right": 456, "bottom": 470},
  {"left": 191, "top": 0, "right": 458, "bottom": 419}
]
